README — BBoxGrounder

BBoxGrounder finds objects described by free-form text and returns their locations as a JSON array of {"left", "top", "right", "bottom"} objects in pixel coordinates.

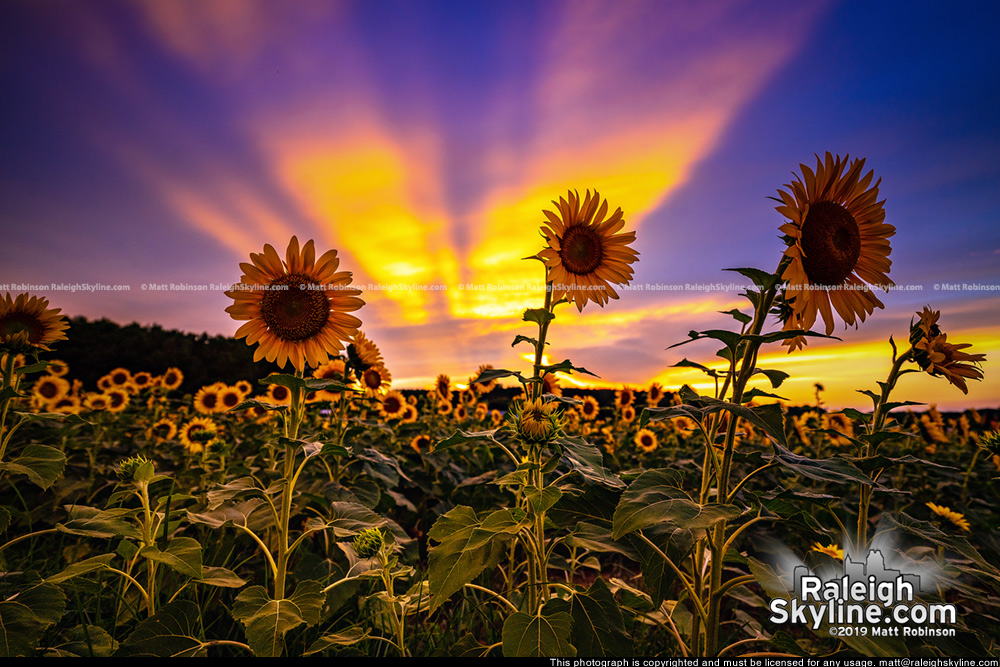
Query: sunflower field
[{"left": 1, "top": 157, "right": 998, "bottom": 659}]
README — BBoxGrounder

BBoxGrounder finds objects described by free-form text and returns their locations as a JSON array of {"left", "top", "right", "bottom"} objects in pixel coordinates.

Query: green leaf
[
  {"left": 511, "top": 334, "right": 541, "bottom": 349},
  {"left": 0, "top": 506, "right": 10, "bottom": 533},
  {"left": 139, "top": 537, "right": 203, "bottom": 579},
  {"left": 427, "top": 506, "right": 528, "bottom": 611},
  {"left": 324, "top": 501, "right": 391, "bottom": 538},
  {"left": 754, "top": 368, "right": 790, "bottom": 388},
  {"left": 612, "top": 469, "right": 741, "bottom": 540},
  {"left": 524, "top": 486, "right": 562, "bottom": 514},
  {"left": 232, "top": 580, "right": 325, "bottom": 657},
  {"left": 431, "top": 428, "right": 503, "bottom": 453},
  {"left": 742, "top": 387, "right": 788, "bottom": 402},
  {"left": 43, "top": 624, "right": 118, "bottom": 658},
  {"left": 11, "top": 411, "right": 88, "bottom": 426},
  {"left": 547, "top": 578, "right": 632, "bottom": 657},
  {"left": 540, "top": 359, "right": 599, "bottom": 378},
  {"left": 303, "top": 628, "right": 370, "bottom": 655},
  {"left": 451, "top": 633, "right": 499, "bottom": 657},
  {"left": 228, "top": 399, "right": 288, "bottom": 413},
  {"left": 0, "top": 583, "right": 67, "bottom": 657},
  {"left": 46, "top": 554, "right": 117, "bottom": 585},
  {"left": 556, "top": 436, "right": 624, "bottom": 489},
  {"left": 116, "top": 600, "right": 208, "bottom": 657},
  {"left": 501, "top": 605, "right": 576, "bottom": 657},
  {"left": 206, "top": 476, "right": 269, "bottom": 509},
  {"left": 56, "top": 506, "right": 141, "bottom": 540},
  {"left": 725, "top": 267, "right": 781, "bottom": 290},
  {"left": 471, "top": 367, "right": 525, "bottom": 384},
  {"left": 769, "top": 444, "right": 889, "bottom": 489},
  {"left": 523, "top": 308, "right": 555, "bottom": 326},
  {"left": 186, "top": 498, "right": 270, "bottom": 529},
  {"left": 194, "top": 566, "right": 247, "bottom": 589},
  {"left": 0, "top": 444, "right": 66, "bottom": 489},
  {"left": 719, "top": 308, "right": 753, "bottom": 325},
  {"left": 671, "top": 358, "right": 721, "bottom": 378},
  {"left": 669, "top": 329, "right": 742, "bottom": 354}
]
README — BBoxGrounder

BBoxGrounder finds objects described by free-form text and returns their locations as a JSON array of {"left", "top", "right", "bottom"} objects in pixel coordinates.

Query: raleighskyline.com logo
[{"left": 769, "top": 549, "right": 957, "bottom": 637}]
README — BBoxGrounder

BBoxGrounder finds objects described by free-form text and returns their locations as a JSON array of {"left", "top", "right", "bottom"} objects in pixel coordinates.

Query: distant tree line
[{"left": 46, "top": 317, "right": 282, "bottom": 394}]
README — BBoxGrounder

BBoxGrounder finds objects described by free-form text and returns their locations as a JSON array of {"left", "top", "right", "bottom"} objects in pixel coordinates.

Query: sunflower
[
  {"left": 194, "top": 385, "right": 222, "bottom": 414},
  {"left": 179, "top": 417, "right": 217, "bottom": 454},
  {"left": 131, "top": 372, "right": 154, "bottom": 391},
  {"left": 538, "top": 190, "right": 639, "bottom": 312},
  {"left": 474, "top": 403, "right": 489, "bottom": 421},
  {"left": 312, "top": 358, "right": 347, "bottom": 401},
  {"left": 647, "top": 382, "right": 665, "bottom": 407},
  {"left": 234, "top": 380, "right": 253, "bottom": 397},
  {"left": 436, "top": 400, "right": 453, "bottom": 416},
  {"left": 910, "top": 307, "right": 985, "bottom": 394},
  {"left": 107, "top": 367, "right": 132, "bottom": 387},
  {"left": 615, "top": 386, "right": 634, "bottom": 409},
  {"left": 454, "top": 404, "right": 468, "bottom": 422},
  {"left": 400, "top": 403, "right": 418, "bottom": 423},
  {"left": 0, "top": 293, "right": 69, "bottom": 353},
  {"left": 540, "top": 373, "right": 562, "bottom": 397},
  {"left": 51, "top": 395, "right": 81, "bottom": 415},
  {"left": 634, "top": 428, "right": 658, "bottom": 453},
  {"left": 926, "top": 502, "right": 971, "bottom": 532},
  {"left": 347, "top": 331, "right": 382, "bottom": 371},
  {"left": 359, "top": 364, "right": 391, "bottom": 398},
  {"left": 218, "top": 385, "right": 244, "bottom": 412},
  {"left": 410, "top": 434, "right": 432, "bottom": 453},
  {"left": 379, "top": 390, "right": 407, "bottom": 420},
  {"left": 473, "top": 364, "right": 497, "bottom": 394},
  {"left": 149, "top": 418, "right": 178, "bottom": 441},
  {"left": 777, "top": 153, "right": 894, "bottom": 350},
  {"left": 507, "top": 397, "right": 563, "bottom": 444},
  {"left": 810, "top": 543, "right": 844, "bottom": 559},
  {"left": 32, "top": 375, "right": 70, "bottom": 404},
  {"left": 266, "top": 383, "right": 291, "bottom": 405},
  {"left": 620, "top": 405, "right": 636, "bottom": 424},
  {"left": 45, "top": 359, "right": 69, "bottom": 377},
  {"left": 225, "top": 236, "right": 364, "bottom": 372},
  {"left": 104, "top": 387, "right": 131, "bottom": 413},
  {"left": 161, "top": 367, "right": 184, "bottom": 391},
  {"left": 83, "top": 392, "right": 110, "bottom": 411},
  {"left": 580, "top": 395, "right": 600, "bottom": 420},
  {"left": 434, "top": 374, "right": 452, "bottom": 401}
]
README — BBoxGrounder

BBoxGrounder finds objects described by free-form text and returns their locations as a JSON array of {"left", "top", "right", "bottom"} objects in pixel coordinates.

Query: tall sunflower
[
  {"left": 225, "top": 236, "right": 364, "bottom": 372},
  {"left": 538, "top": 190, "right": 639, "bottom": 311},
  {"left": 0, "top": 293, "right": 69, "bottom": 353},
  {"left": 777, "top": 153, "right": 894, "bottom": 350}
]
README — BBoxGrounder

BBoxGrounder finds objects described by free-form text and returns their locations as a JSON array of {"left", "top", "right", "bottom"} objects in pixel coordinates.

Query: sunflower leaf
[
  {"left": 719, "top": 308, "right": 753, "bottom": 325},
  {"left": 511, "top": 334, "right": 542, "bottom": 348},
  {"left": 672, "top": 358, "right": 721, "bottom": 377},
  {"left": 725, "top": 267, "right": 781, "bottom": 291},
  {"left": 754, "top": 368, "right": 790, "bottom": 388},
  {"left": 523, "top": 308, "right": 555, "bottom": 326},
  {"left": 431, "top": 428, "right": 503, "bottom": 453},
  {"left": 501, "top": 605, "right": 576, "bottom": 658},
  {"left": 471, "top": 367, "right": 525, "bottom": 385},
  {"left": 228, "top": 399, "right": 288, "bottom": 413},
  {"left": 0, "top": 444, "right": 66, "bottom": 489},
  {"left": 541, "top": 359, "right": 599, "bottom": 377}
]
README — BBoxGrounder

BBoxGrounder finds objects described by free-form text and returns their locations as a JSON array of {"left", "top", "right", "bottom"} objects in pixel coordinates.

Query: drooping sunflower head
[
  {"left": 909, "top": 307, "right": 986, "bottom": 394},
  {"left": 0, "top": 293, "right": 69, "bottom": 353},
  {"left": 347, "top": 331, "right": 382, "bottom": 372},
  {"left": 926, "top": 502, "right": 971, "bottom": 532},
  {"left": 225, "top": 236, "right": 364, "bottom": 372},
  {"left": 538, "top": 190, "right": 639, "bottom": 312},
  {"left": 776, "top": 153, "right": 894, "bottom": 350},
  {"left": 810, "top": 542, "right": 844, "bottom": 560}
]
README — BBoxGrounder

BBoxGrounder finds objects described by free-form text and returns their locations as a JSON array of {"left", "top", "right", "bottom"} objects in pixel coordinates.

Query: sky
[{"left": 2, "top": 0, "right": 999, "bottom": 410}]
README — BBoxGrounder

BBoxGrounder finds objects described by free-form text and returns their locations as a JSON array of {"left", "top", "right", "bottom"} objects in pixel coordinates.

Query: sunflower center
[
  {"left": 260, "top": 274, "right": 331, "bottom": 342},
  {"left": 39, "top": 381, "right": 59, "bottom": 399},
  {"left": 0, "top": 312, "right": 44, "bottom": 343},
  {"left": 363, "top": 368, "right": 383, "bottom": 390},
  {"left": 799, "top": 201, "right": 861, "bottom": 286},
  {"left": 559, "top": 225, "right": 604, "bottom": 275}
]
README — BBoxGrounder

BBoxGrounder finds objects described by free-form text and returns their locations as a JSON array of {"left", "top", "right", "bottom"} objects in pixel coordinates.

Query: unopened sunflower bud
[
  {"left": 353, "top": 527, "right": 384, "bottom": 559},
  {"left": 117, "top": 455, "right": 152, "bottom": 481}
]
